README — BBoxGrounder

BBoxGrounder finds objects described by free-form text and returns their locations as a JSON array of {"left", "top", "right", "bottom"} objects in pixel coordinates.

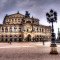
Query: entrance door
[{"left": 27, "top": 34, "right": 31, "bottom": 42}]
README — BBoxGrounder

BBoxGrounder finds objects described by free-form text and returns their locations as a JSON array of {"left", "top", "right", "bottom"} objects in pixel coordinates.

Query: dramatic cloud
[{"left": 0, "top": 0, "right": 60, "bottom": 36}]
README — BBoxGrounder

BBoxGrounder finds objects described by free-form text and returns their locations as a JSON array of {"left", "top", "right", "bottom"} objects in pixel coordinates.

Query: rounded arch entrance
[
  {"left": 19, "top": 35, "right": 23, "bottom": 42},
  {"left": 26, "top": 34, "right": 31, "bottom": 42}
]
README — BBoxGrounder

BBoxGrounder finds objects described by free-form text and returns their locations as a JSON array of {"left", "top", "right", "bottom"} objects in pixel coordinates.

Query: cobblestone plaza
[{"left": 0, "top": 42, "right": 60, "bottom": 60}]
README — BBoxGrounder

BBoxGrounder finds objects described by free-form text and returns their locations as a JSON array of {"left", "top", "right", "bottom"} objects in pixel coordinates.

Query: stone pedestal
[{"left": 50, "top": 44, "right": 58, "bottom": 54}]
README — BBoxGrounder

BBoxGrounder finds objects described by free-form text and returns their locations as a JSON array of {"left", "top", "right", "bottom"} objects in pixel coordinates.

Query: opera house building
[{"left": 0, "top": 11, "right": 51, "bottom": 42}]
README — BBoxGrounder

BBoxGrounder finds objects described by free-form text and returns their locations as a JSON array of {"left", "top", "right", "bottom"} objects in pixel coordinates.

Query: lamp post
[{"left": 46, "top": 9, "right": 58, "bottom": 54}]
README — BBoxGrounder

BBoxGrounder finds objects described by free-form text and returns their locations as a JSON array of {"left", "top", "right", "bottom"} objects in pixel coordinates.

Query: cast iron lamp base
[{"left": 50, "top": 44, "right": 58, "bottom": 54}]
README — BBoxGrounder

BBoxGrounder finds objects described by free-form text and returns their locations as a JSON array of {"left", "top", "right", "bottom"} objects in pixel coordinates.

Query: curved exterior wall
[{"left": 0, "top": 12, "right": 51, "bottom": 42}]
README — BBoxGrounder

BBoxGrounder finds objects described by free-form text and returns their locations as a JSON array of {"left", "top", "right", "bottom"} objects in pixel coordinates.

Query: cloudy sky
[{"left": 0, "top": 0, "right": 60, "bottom": 37}]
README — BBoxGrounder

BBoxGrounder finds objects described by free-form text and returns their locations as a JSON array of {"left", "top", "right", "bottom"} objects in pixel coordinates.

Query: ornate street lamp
[{"left": 46, "top": 9, "right": 58, "bottom": 54}]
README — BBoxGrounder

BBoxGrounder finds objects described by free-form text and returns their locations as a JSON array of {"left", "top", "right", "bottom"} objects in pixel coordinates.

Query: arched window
[
  {"left": 10, "top": 27, "right": 12, "bottom": 32},
  {"left": 2, "top": 27, "right": 4, "bottom": 32},
  {"left": 37, "top": 28, "right": 38, "bottom": 32},
  {"left": 27, "top": 29, "right": 28, "bottom": 32},
  {"left": 10, "top": 35, "right": 12, "bottom": 37},
  {"left": 37, "top": 35, "right": 39, "bottom": 38},
  {"left": 14, "top": 26, "right": 17, "bottom": 32},
  {"left": 5, "top": 35, "right": 8, "bottom": 37},
  {"left": 26, "top": 21, "right": 31, "bottom": 23},
  {"left": 42, "top": 28, "right": 44, "bottom": 32},
  {"left": 33, "top": 28, "right": 35, "bottom": 31},
  {"left": 14, "top": 35, "right": 17, "bottom": 37},
  {"left": 19, "top": 28, "right": 21, "bottom": 32},
  {"left": 19, "top": 35, "right": 21, "bottom": 37},
  {"left": 5, "top": 27, "right": 8, "bottom": 32},
  {"left": 40, "top": 28, "right": 41, "bottom": 32},
  {"left": 15, "top": 19, "right": 17, "bottom": 22}
]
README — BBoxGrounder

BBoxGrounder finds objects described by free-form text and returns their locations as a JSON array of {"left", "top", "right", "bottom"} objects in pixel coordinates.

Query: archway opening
[{"left": 26, "top": 34, "right": 31, "bottom": 42}]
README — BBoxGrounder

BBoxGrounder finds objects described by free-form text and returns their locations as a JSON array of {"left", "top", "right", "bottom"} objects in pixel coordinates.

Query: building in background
[
  {"left": 56, "top": 28, "right": 60, "bottom": 42},
  {"left": 0, "top": 11, "right": 51, "bottom": 42}
]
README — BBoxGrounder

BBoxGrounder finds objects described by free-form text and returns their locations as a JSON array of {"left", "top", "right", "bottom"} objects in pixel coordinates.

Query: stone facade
[{"left": 0, "top": 11, "right": 51, "bottom": 42}]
